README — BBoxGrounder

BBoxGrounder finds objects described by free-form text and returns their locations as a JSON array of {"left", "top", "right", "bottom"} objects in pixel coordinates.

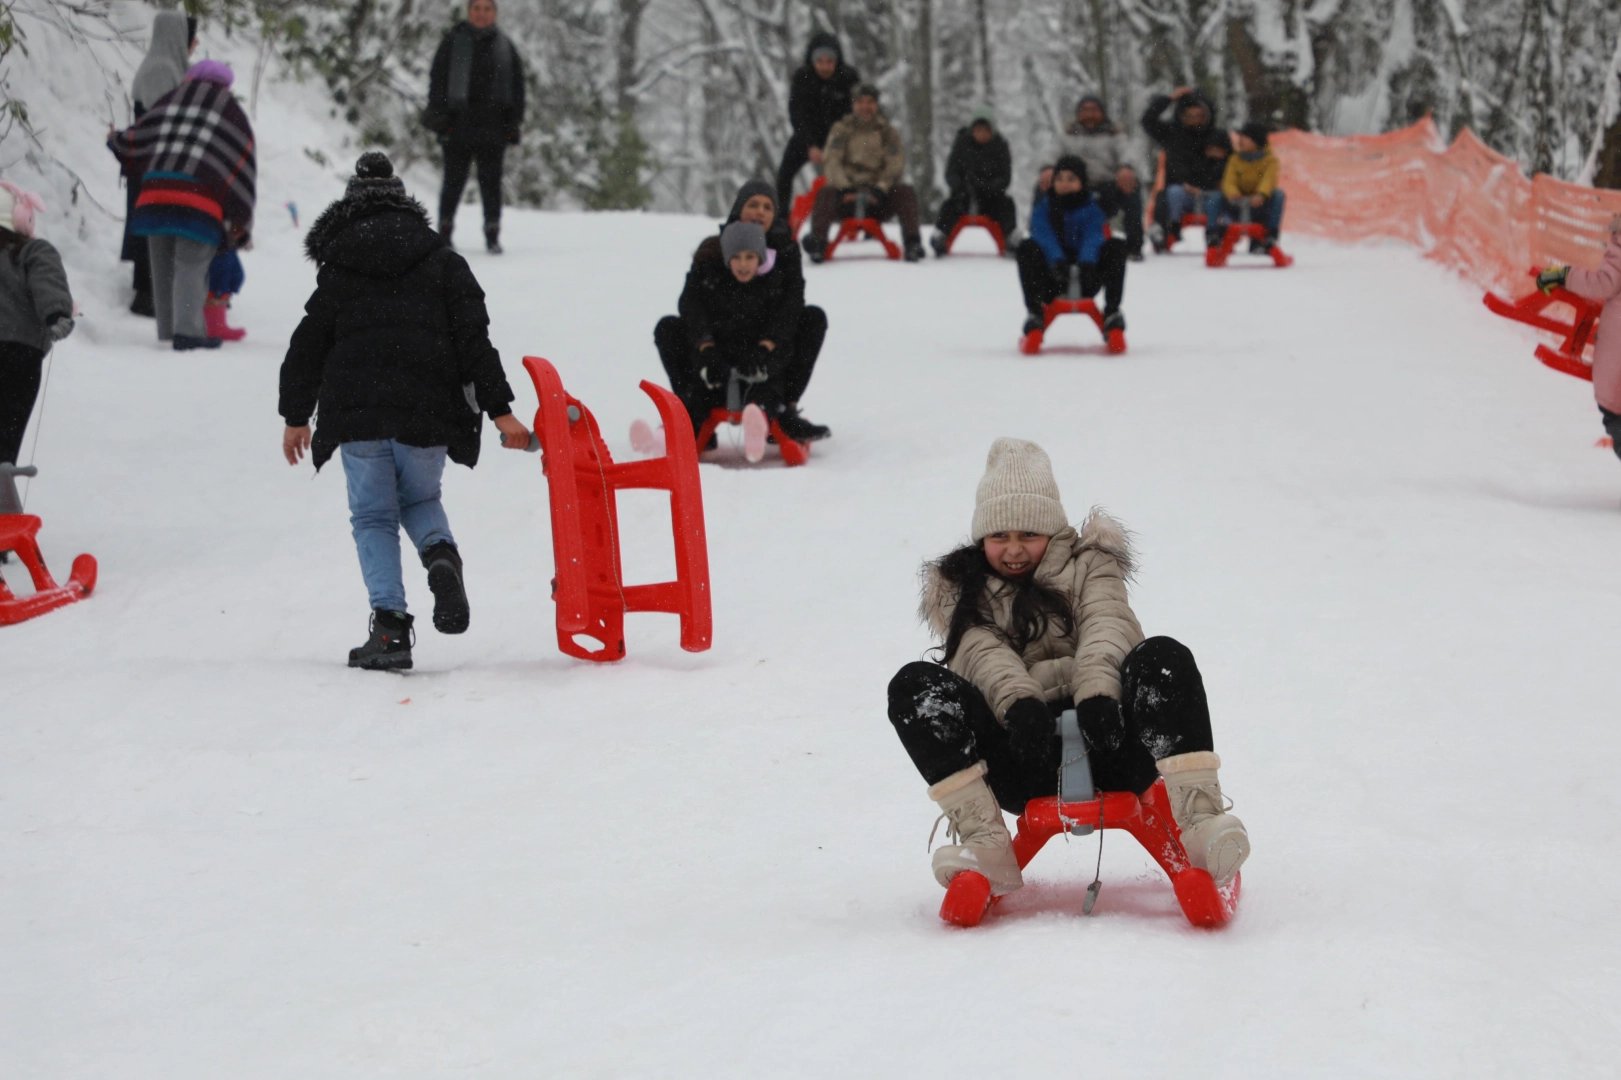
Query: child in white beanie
[
  {"left": 0, "top": 181, "right": 75, "bottom": 470},
  {"left": 888, "top": 437, "right": 1250, "bottom": 899}
]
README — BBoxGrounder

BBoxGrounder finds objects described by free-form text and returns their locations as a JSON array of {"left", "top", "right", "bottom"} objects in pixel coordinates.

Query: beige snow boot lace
[
  {"left": 1157, "top": 751, "right": 1250, "bottom": 887},
  {"left": 926, "top": 761, "right": 1024, "bottom": 896}
]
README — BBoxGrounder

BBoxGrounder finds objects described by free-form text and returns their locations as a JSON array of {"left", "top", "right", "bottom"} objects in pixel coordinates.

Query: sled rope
[{"left": 21, "top": 344, "right": 55, "bottom": 512}]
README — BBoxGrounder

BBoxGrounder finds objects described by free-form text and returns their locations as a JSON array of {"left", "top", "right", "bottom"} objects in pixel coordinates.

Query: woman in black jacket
[
  {"left": 278, "top": 153, "right": 529, "bottom": 671},
  {"left": 775, "top": 33, "right": 861, "bottom": 220}
]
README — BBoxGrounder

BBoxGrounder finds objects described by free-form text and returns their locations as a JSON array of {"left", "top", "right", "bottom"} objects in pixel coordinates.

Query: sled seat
[
  {"left": 1483, "top": 269, "right": 1603, "bottom": 381},
  {"left": 0, "top": 513, "right": 96, "bottom": 626},
  {"left": 823, "top": 216, "right": 901, "bottom": 261},
  {"left": 945, "top": 215, "right": 1006, "bottom": 255},
  {"left": 789, "top": 176, "right": 825, "bottom": 239},
  {"left": 694, "top": 408, "right": 810, "bottom": 466},
  {"left": 1204, "top": 222, "right": 1293, "bottom": 268},
  {"left": 939, "top": 778, "right": 1241, "bottom": 929},
  {"left": 1019, "top": 297, "right": 1126, "bottom": 356}
]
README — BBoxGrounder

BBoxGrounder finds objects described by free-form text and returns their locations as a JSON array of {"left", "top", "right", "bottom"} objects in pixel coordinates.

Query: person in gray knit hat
[{"left": 886, "top": 437, "right": 1251, "bottom": 902}]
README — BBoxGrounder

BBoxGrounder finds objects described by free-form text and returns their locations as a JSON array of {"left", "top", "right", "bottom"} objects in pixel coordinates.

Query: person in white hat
[
  {"left": 0, "top": 181, "right": 75, "bottom": 471},
  {"left": 888, "top": 437, "right": 1250, "bottom": 898}
]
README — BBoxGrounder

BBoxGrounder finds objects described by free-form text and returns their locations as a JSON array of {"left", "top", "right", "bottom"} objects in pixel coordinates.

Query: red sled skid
[
  {"left": 1204, "top": 223, "right": 1293, "bottom": 268},
  {"left": 694, "top": 408, "right": 810, "bottom": 466},
  {"left": 944, "top": 215, "right": 1006, "bottom": 256},
  {"left": 1019, "top": 298, "right": 1126, "bottom": 356},
  {"left": 939, "top": 780, "right": 1241, "bottom": 929},
  {"left": 523, "top": 357, "right": 712, "bottom": 663},
  {"left": 789, "top": 177, "right": 825, "bottom": 239},
  {"left": 0, "top": 514, "right": 96, "bottom": 626},
  {"left": 823, "top": 217, "right": 901, "bottom": 261},
  {"left": 1483, "top": 269, "right": 1602, "bottom": 381}
]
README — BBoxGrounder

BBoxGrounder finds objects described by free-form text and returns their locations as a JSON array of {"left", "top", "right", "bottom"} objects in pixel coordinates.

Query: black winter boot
[
  {"left": 776, "top": 404, "right": 830, "bottom": 443},
  {"left": 349, "top": 609, "right": 414, "bottom": 671},
  {"left": 485, "top": 223, "right": 503, "bottom": 254},
  {"left": 801, "top": 235, "right": 827, "bottom": 264},
  {"left": 904, "top": 237, "right": 926, "bottom": 262},
  {"left": 421, "top": 540, "right": 470, "bottom": 634},
  {"left": 1103, "top": 309, "right": 1126, "bottom": 333},
  {"left": 129, "top": 291, "right": 155, "bottom": 318},
  {"left": 173, "top": 334, "right": 222, "bottom": 351}
]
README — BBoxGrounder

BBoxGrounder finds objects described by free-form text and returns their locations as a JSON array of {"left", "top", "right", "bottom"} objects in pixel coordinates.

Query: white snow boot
[
  {"left": 928, "top": 762, "right": 1023, "bottom": 896},
  {"left": 1157, "top": 751, "right": 1249, "bottom": 886}
]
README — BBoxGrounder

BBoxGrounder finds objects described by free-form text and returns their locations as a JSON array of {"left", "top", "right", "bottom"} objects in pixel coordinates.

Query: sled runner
[
  {"left": 0, "top": 464, "right": 97, "bottom": 626},
  {"left": 1204, "top": 223, "right": 1293, "bottom": 268},
  {"left": 822, "top": 191, "right": 902, "bottom": 261},
  {"left": 1482, "top": 270, "right": 1602, "bottom": 382},
  {"left": 1020, "top": 266, "right": 1126, "bottom": 355},
  {"left": 523, "top": 357, "right": 712, "bottom": 663},
  {"left": 789, "top": 177, "right": 824, "bottom": 239},
  {"left": 944, "top": 213, "right": 1006, "bottom": 256},
  {"left": 694, "top": 409, "right": 810, "bottom": 466}
]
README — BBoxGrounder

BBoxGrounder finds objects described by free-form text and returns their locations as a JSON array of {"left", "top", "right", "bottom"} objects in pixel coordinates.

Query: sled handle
[{"left": 0, "top": 463, "right": 38, "bottom": 478}]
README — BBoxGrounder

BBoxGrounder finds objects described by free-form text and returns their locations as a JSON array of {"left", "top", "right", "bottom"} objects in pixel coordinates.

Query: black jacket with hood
[
  {"left": 1141, "top": 91, "right": 1229, "bottom": 190},
  {"left": 677, "top": 220, "right": 803, "bottom": 364},
  {"left": 787, "top": 33, "right": 861, "bottom": 148},
  {"left": 278, "top": 187, "right": 515, "bottom": 470},
  {"left": 944, "top": 126, "right": 1013, "bottom": 197}
]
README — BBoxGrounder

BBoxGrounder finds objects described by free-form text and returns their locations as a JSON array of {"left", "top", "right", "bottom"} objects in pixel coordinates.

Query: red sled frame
[
  {"left": 789, "top": 177, "right": 825, "bottom": 239},
  {"left": 822, "top": 216, "right": 902, "bottom": 261},
  {"left": 1205, "top": 222, "right": 1293, "bottom": 268},
  {"left": 1019, "top": 297, "right": 1127, "bottom": 356},
  {"left": 0, "top": 514, "right": 96, "bottom": 626},
  {"left": 939, "top": 779, "right": 1241, "bottom": 929},
  {"left": 693, "top": 408, "right": 811, "bottom": 466},
  {"left": 944, "top": 215, "right": 1007, "bottom": 256},
  {"left": 1483, "top": 269, "right": 1602, "bottom": 382},
  {"left": 524, "top": 357, "right": 712, "bottom": 663}
]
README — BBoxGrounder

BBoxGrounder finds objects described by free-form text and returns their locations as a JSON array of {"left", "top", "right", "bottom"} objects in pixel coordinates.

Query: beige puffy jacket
[
  {"left": 919, "top": 510, "right": 1143, "bottom": 723},
  {"left": 824, "top": 113, "right": 906, "bottom": 193}
]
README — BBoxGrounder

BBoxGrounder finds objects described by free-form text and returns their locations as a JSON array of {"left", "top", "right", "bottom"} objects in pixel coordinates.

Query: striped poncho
[{"left": 109, "top": 69, "right": 256, "bottom": 248}]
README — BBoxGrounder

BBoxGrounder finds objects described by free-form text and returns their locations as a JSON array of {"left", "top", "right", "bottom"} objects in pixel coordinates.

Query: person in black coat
[
  {"left": 659, "top": 180, "right": 830, "bottom": 444},
  {"left": 1141, "top": 87, "right": 1230, "bottom": 249},
  {"left": 278, "top": 153, "right": 530, "bottom": 671},
  {"left": 775, "top": 33, "right": 861, "bottom": 220},
  {"left": 424, "top": 0, "right": 526, "bottom": 253},
  {"left": 931, "top": 105, "right": 1016, "bottom": 256}
]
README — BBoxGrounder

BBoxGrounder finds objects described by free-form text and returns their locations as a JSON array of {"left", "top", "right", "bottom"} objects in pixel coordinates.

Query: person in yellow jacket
[{"left": 1205, "top": 121, "right": 1285, "bottom": 253}]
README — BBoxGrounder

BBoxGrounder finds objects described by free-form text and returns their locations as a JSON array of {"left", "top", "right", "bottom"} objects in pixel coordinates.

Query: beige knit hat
[{"left": 971, "top": 438, "right": 1068, "bottom": 540}]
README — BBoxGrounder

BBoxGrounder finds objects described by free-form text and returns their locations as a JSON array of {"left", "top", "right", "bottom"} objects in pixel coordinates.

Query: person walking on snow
[
  {"left": 425, "top": 0, "right": 526, "bottom": 254},
  {"left": 887, "top": 438, "right": 1251, "bottom": 899},
  {"left": 661, "top": 179, "right": 831, "bottom": 446},
  {"left": 0, "top": 182, "right": 74, "bottom": 471},
  {"left": 776, "top": 33, "right": 861, "bottom": 223},
  {"left": 1539, "top": 215, "right": 1621, "bottom": 465},
  {"left": 119, "top": 11, "right": 197, "bottom": 317},
  {"left": 931, "top": 105, "right": 1017, "bottom": 257},
  {"left": 1016, "top": 156, "right": 1127, "bottom": 338},
  {"left": 1206, "top": 122, "right": 1286, "bottom": 253},
  {"left": 107, "top": 58, "right": 255, "bottom": 350},
  {"left": 278, "top": 153, "right": 531, "bottom": 671},
  {"left": 804, "top": 85, "right": 927, "bottom": 263}
]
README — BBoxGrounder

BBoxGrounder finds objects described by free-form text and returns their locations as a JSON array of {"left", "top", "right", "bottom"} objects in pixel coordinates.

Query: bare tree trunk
[
  {"left": 908, "top": 0, "right": 936, "bottom": 209},
  {"left": 616, "top": 0, "right": 647, "bottom": 116},
  {"left": 975, "top": 0, "right": 993, "bottom": 103}
]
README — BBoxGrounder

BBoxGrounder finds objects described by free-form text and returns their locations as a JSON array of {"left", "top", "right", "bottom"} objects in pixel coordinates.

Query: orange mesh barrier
[{"left": 1271, "top": 120, "right": 1621, "bottom": 294}]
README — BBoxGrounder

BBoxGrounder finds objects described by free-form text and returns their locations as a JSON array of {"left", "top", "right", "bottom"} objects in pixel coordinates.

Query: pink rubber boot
[{"left": 204, "top": 294, "right": 246, "bottom": 341}]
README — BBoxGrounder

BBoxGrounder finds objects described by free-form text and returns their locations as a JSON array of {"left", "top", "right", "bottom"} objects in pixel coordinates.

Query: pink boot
[{"left": 204, "top": 294, "right": 246, "bottom": 341}]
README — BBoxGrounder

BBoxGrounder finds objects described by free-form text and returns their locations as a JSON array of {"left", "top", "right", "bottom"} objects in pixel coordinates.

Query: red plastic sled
[
  {"left": 1204, "top": 223, "right": 1293, "bottom": 268},
  {"left": 823, "top": 216, "right": 902, "bottom": 261},
  {"left": 693, "top": 408, "right": 810, "bottom": 466},
  {"left": 523, "top": 357, "right": 712, "bottom": 663},
  {"left": 1019, "top": 297, "right": 1126, "bottom": 356},
  {"left": 1160, "top": 212, "right": 1207, "bottom": 254},
  {"left": 1483, "top": 269, "right": 1603, "bottom": 381},
  {"left": 0, "top": 513, "right": 96, "bottom": 626},
  {"left": 944, "top": 215, "right": 1006, "bottom": 256},
  {"left": 789, "top": 176, "right": 825, "bottom": 239},
  {"left": 939, "top": 779, "right": 1241, "bottom": 929}
]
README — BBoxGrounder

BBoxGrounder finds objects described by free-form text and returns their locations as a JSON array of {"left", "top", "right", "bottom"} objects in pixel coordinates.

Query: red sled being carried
[
  {"left": 0, "top": 463, "right": 96, "bottom": 626},
  {"left": 1483, "top": 268, "right": 1603, "bottom": 382}
]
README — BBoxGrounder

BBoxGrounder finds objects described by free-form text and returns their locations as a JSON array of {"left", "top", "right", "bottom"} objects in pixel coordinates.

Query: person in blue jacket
[{"left": 1015, "top": 155, "right": 1127, "bottom": 338}]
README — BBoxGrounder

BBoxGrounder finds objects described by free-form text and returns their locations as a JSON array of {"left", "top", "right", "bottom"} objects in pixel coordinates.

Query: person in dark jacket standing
[
  {"left": 931, "top": 105, "right": 1016, "bottom": 256},
  {"left": 0, "top": 182, "right": 74, "bottom": 471},
  {"left": 1015, "top": 156, "right": 1126, "bottom": 338},
  {"left": 1141, "top": 87, "right": 1228, "bottom": 250},
  {"left": 424, "top": 0, "right": 526, "bottom": 253},
  {"left": 120, "top": 11, "right": 196, "bottom": 317},
  {"left": 279, "top": 153, "right": 530, "bottom": 671},
  {"left": 775, "top": 33, "right": 860, "bottom": 220}
]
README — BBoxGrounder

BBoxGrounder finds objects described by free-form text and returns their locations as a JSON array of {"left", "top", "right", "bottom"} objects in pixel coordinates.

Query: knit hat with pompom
[
  {"left": 971, "top": 438, "right": 1068, "bottom": 541},
  {"left": 346, "top": 151, "right": 406, "bottom": 198}
]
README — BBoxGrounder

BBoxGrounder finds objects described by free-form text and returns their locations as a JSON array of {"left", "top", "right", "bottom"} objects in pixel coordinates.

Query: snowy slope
[{"left": 6, "top": 175, "right": 1621, "bottom": 1074}]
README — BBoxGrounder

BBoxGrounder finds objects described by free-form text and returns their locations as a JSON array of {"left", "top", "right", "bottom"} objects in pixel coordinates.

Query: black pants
[
  {"left": 1603, "top": 408, "right": 1621, "bottom": 464},
  {"left": 887, "top": 637, "right": 1214, "bottom": 812},
  {"left": 0, "top": 341, "right": 46, "bottom": 466},
  {"left": 439, "top": 142, "right": 506, "bottom": 231},
  {"left": 654, "top": 307, "right": 828, "bottom": 430},
  {"left": 123, "top": 178, "right": 152, "bottom": 296},
  {"left": 1015, "top": 238, "right": 1127, "bottom": 316},
  {"left": 935, "top": 189, "right": 1018, "bottom": 239},
  {"left": 775, "top": 133, "right": 816, "bottom": 225}
]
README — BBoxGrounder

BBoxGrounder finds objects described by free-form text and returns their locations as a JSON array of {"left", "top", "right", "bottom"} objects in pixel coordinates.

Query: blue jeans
[
  {"left": 1165, "top": 185, "right": 1201, "bottom": 226},
  {"left": 1204, "top": 190, "right": 1287, "bottom": 235},
  {"left": 340, "top": 440, "right": 455, "bottom": 613}
]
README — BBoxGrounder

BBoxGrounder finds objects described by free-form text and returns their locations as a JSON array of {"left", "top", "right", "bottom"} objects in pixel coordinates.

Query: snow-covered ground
[{"left": 6, "top": 15, "right": 1621, "bottom": 1073}]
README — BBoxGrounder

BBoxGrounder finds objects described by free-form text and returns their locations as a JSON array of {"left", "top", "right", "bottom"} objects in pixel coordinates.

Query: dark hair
[
  {"left": 186, "top": 16, "right": 198, "bottom": 43},
  {"left": 929, "top": 542, "right": 1074, "bottom": 666}
]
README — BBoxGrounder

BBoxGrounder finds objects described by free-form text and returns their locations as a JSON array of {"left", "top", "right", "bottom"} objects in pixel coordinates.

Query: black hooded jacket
[
  {"left": 677, "top": 240, "right": 802, "bottom": 363},
  {"left": 1141, "top": 92, "right": 1228, "bottom": 189},
  {"left": 279, "top": 188, "right": 515, "bottom": 470},
  {"left": 944, "top": 126, "right": 1013, "bottom": 197},
  {"left": 691, "top": 181, "right": 806, "bottom": 318},
  {"left": 787, "top": 33, "right": 861, "bottom": 148}
]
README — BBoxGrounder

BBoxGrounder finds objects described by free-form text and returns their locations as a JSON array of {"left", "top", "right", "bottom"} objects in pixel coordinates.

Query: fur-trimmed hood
[
  {"left": 304, "top": 187, "right": 439, "bottom": 274},
  {"left": 919, "top": 508, "right": 1136, "bottom": 638}
]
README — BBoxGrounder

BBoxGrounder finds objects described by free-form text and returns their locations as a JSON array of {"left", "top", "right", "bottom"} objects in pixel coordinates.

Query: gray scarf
[
  {"left": 447, "top": 23, "right": 514, "bottom": 113},
  {"left": 131, "top": 11, "right": 190, "bottom": 112}
]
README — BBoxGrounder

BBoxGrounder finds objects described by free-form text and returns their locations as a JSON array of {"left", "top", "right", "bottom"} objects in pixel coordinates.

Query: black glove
[
  {"left": 1075, "top": 694, "right": 1159, "bottom": 794},
  {"left": 1536, "top": 265, "right": 1569, "bottom": 295},
  {"left": 1073, "top": 695, "right": 1126, "bottom": 753},
  {"left": 45, "top": 316, "right": 74, "bottom": 343},
  {"left": 1004, "top": 697, "right": 1055, "bottom": 773}
]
